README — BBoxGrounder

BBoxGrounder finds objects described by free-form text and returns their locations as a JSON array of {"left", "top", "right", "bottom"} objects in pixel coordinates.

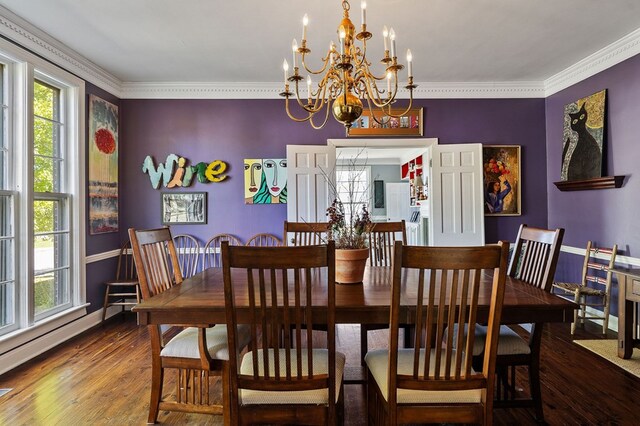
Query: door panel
[
  {"left": 286, "top": 145, "right": 336, "bottom": 223},
  {"left": 429, "top": 143, "right": 484, "bottom": 246}
]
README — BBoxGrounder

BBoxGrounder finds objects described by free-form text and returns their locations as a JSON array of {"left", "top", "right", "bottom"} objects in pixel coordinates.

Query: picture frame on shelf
[
  {"left": 482, "top": 145, "right": 521, "bottom": 216},
  {"left": 347, "top": 107, "right": 423, "bottom": 137},
  {"left": 161, "top": 192, "right": 208, "bottom": 224}
]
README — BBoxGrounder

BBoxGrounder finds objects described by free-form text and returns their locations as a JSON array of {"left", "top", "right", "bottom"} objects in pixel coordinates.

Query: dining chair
[
  {"left": 202, "top": 233, "right": 243, "bottom": 269},
  {"left": 172, "top": 233, "right": 200, "bottom": 278},
  {"left": 245, "top": 232, "right": 282, "bottom": 247},
  {"left": 552, "top": 241, "right": 617, "bottom": 334},
  {"left": 129, "top": 226, "right": 250, "bottom": 423},
  {"left": 360, "top": 220, "right": 408, "bottom": 365},
  {"left": 483, "top": 224, "right": 564, "bottom": 422},
  {"left": 101, "top": 240, "right": 140, "bottom": 321},
  {"left": 364, "top": 241, "right": 509, "bottom": 425},
  {"left": 283, "top": 220, "right": 330, "bottom": 246},
  {"left": 221, "top": 240, "right": 345, "bottom": 425}
]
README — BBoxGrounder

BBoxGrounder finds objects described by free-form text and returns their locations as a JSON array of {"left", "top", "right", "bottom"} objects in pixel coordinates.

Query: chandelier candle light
[{"left": 280, "top": 0, "right": 417, "bottom": 130}]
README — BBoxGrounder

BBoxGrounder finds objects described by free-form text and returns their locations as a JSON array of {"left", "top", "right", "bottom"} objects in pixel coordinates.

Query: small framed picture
[
  {"left": 161, "top": 192, "right": 208, "bottom": 224},
  {"left": 347, "top": 108, "right": 423, "bottom": 137}
]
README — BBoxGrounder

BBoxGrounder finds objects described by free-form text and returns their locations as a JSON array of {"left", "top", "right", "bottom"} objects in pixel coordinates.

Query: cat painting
[{"left": 561, "top": 90, "right": 606, "bottom": 181}]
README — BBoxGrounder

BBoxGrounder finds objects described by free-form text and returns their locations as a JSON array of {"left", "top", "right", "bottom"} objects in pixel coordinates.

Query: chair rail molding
[{"left": 561, "top": 245, "right": 640, "bottom": 267}]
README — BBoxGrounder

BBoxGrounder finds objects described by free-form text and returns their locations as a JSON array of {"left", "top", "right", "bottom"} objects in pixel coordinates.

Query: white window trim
[
  {"left": 336, "top": 164, "right": 372, "bottom": 210},
  {"left": 0, "top": 36, "right": 86, "bottom": 347}
]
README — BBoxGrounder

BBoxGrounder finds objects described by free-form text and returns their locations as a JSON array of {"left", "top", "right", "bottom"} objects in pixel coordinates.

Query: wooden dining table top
[{"left": 133, "top": 266, "right": 576, "bottom": 327}]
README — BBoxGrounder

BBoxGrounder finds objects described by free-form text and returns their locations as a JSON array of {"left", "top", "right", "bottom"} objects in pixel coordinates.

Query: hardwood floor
[{"left": 1, "top": 314, "right": 639, "bottom": 425}]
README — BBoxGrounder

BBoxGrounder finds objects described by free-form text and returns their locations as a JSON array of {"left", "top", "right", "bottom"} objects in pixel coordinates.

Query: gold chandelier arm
[
  {"left": 300, "top": 49, "right": 333, "bottom": 75},
  {"left": 309, "top": 98, "right": 332, "bottom": 129},
  {"left": 284, "top": 96, "right": 317, "bottom": 123},
  {"left": 361, "top": 60, "right": 387, "bottom": 81}
]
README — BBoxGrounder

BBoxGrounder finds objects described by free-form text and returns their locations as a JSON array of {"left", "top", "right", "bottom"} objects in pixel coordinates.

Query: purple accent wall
[
  {"left": 84, "top": 82, "right": 123, "bottom": 314},
  {"left": 546, "top": 54, "right": 640, "bottom": 316},
  {"left": 120, "top": 98, "right": 547, "bottom": 245}
]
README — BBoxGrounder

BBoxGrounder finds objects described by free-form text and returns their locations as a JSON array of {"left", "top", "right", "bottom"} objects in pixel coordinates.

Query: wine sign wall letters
[{"left": 142, "top": 154, "right": 228, "bottom": 189}]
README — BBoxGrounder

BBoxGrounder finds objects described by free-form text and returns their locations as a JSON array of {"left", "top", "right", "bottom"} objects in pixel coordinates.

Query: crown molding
[
  {"left": 0, "top": 6, "right": 122, "bottom": 97},
  {"left": 121, "top": 80, "right": 546, "bottom": 99},
  {"left": 0, "top": 3, "right": 637, "bottom": 101},
  {"left": 545, "top": 27, "right": 640, "bottom": 97}
]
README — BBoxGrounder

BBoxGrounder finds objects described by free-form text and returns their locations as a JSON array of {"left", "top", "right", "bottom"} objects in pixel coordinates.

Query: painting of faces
[{"left": 244, "top": 158, "right": 287, "bottom": 204}]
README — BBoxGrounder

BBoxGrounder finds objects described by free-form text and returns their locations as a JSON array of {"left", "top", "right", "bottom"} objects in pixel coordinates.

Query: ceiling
[{"left": 0, "top": 0, "right": 639, "bottom": 86}]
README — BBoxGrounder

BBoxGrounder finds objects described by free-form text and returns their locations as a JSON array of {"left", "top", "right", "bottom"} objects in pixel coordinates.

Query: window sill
[{"left": 0, "top": 304, "right": 89, "bottom": 355}]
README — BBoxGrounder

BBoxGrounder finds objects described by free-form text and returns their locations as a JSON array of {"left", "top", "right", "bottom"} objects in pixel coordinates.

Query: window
[
  {"left": 0, "top": 63, "right": 16, "bottom": 333},
  {"left": 33, "top": 81, "right": 71, "bottom": 318},
  {"left": 0, "top": 38, "right": 85, "bottom": 341},
  {"left": 335, "top": 165, "right": 371, "bottom": 219}
]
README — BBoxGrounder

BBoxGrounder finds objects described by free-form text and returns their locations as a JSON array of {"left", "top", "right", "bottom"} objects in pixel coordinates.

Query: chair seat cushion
[
  {"left": 160, "top": 324, "right": 251, "bottom": 360},
  {"left": 450, "top": 324, "right": 531, "bottom": 356},
  {"left": 364, "top": 348, "right": 482, "bottom": 404},
  {"left": 239, "top": 348, "right": 346, "bottom": 405}
]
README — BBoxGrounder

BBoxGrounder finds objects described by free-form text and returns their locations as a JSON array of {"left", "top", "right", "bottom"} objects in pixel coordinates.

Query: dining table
[{"left": 133, "top": 265, "right": 576, "bottom": 329}]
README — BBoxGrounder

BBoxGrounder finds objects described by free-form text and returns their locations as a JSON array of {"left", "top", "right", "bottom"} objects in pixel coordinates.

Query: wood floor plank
[{"left": 1, "top": 315, "right": 639, "bottom": 425}]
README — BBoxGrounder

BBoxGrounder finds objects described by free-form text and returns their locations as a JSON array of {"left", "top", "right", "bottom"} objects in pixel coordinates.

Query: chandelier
[{"left": 280, "top": 0, "right": 417, "bottom": 130}]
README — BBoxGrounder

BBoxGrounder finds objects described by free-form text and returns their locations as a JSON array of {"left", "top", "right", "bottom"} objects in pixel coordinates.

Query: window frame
[{"left": 0, "top": 37, "right": 86, "bottom": 344}]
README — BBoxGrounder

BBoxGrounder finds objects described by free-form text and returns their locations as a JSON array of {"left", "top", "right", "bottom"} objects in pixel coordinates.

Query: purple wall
[
  {"left": 84, "top": 82, "right": 123, "bottom": 313},
  {"left": 120, "top": 98, "right": 547, "bottom": 245},
  {"left": 546, "top": 54, "right": 640, "bottom": 315}
]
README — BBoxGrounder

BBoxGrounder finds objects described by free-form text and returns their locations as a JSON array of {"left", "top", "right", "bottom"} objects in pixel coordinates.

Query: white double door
[{"left": 286, "top": 141, "right": 484, "bottom": 246}]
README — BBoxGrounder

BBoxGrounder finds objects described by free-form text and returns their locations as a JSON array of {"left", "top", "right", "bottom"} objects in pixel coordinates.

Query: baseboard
[{"left": 0, "top": 306, "right": 124, "bottom": 376}]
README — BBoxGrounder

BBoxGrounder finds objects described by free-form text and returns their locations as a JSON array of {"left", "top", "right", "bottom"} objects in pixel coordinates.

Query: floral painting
[
  {"left": 244, "top": 158, "right": 287, "bottom": 204},
  {"left": 482, "top": 145, "right": 521, "bottom": 216},
  {"left": 561, "top": 89, "right": 606, "bottom": 181},
  {"left": 88, "top": 95, "right": 118, "bottom": 234}
]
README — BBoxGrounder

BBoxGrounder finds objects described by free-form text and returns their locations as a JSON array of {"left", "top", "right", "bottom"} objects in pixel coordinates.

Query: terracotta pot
[{"left": 335, "top": 248, "right": 369, "bottom": 284}]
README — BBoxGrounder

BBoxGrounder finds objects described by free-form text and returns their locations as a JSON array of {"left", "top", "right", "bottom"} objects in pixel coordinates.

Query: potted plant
[{"left": 327, "top": 198, "right": 372, "bottom": 284}]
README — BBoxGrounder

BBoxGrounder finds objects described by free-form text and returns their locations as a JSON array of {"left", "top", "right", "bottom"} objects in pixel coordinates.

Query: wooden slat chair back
[
  {"left": 368, "top": 220, "right": 407, "bottom": 267},
  {"left": 129, "top": 227, "right": 248, "bottom": 423},
  {"left": 508, "top": 225, "right": 564, "bottom": 291},
  {"left": 245, "top": 233, "right": 282, "bottom": 247},
  {"left": 283, "top": 221, "right": 330, "bottom": 246},
  {"left": 172, "top": 234, "right": 200, "bottom": 278},
  {"left": 553, "top": 241, "right": 618, "bottom": 334},
  {"left": 364, "top": 241, "right": 509, "bottom": 425},
  {"left": 490, "top": 224, "right": 564, "bottom": 422},
  {"left": 221, "top": 241, "right": 345, "bottom": 425},
  {"left": 361, "top": 220, "right": 408, "bottom": 365},
  {"left": 202, "top": 233, "right": 242, "bottom": 269},
  {"left": 101, "top": 240, "right": 140, "bottom": 321}
]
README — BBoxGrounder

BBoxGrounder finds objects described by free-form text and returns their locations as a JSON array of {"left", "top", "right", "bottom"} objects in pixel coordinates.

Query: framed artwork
[
  {"left": 373, "top": 180, "right": 384, "bottom": 208},
  {"left": 244, "top": 158, "right": 287, "bottom": 204},
  {"left": 161, "top": 192, "right": 207, "bottom": 224},
  {"left": 347, "top": 108, "right": 423, "bottom": 137},
  {"left": 88, "top": 94, "right": 119, "bottom": 234},
  {"left": 482, "top": 145, "right": 521, "bottom": 216},
  {"left": 561, "top": 89, "right": 606, "bottom": 181}
]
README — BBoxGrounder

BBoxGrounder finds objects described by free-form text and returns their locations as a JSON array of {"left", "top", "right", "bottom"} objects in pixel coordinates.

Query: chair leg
[
  {"left": 148, "top": 364, "right": 164, "bottom": 424},
  {"left": 102, "top": 284, "right": 111, "bottom": 322},
  {"left": 529, "top": 360, "right": 544, "bottom": 422},
  {"left": 603, "top": 295, "right": 610, "bottom": 335},
  {"left": 360, "top": 325, "right": 368, "bottom": 366},
  {"left": 571, "top": 291, "right": 581, "bottom": 334}
]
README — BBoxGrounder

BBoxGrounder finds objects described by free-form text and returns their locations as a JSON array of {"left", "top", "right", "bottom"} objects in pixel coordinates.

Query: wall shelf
[{"left": 553, "top": 175, "right": 625, "bottom": 191}]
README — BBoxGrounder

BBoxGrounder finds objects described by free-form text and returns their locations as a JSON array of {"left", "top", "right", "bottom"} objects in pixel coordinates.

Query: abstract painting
[
  {"left": 561, "top": 89, "right": 606, "bottom": 181},
  {"left": 482, "top": 145, "right": 521, "bottom": 216},
  {"left": 88, "top": 95, "right": 118, "bottom": 234},
  {"left": 244, "top": 158, "right": 287, "bottom": 204}
]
